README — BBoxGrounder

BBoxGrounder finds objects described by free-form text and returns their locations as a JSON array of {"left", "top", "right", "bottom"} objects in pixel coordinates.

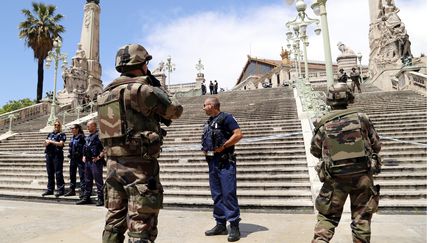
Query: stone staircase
[
  {"left": 0, "top": 87, "right": 314, "bottom": 212},
  {"left": 348, "top": 89, "right": 427, "bottom": 213},
  {"left": 0, "top": 84, "right": 426, "bottom": 213}
]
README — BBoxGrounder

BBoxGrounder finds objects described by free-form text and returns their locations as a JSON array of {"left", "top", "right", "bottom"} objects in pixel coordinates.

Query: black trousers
[{"left": 45, "top": 153, "right": 65, "bottom": 192}]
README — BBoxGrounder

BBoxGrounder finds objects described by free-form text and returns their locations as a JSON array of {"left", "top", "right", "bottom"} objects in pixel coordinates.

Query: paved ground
[{"left": 0, "top": 199, "right": 426, "bottom": 243}]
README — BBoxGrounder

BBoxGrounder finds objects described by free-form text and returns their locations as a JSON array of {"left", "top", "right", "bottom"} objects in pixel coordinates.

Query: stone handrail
[
  {"left": 0, "top": 102, "right": 50, "bottom": 129},
  {"left": 409, "top": 71, "right": 427, "bottom": 89}
]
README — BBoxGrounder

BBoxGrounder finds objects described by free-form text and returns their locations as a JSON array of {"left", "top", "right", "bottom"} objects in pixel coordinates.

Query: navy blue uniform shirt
[{"left": 45, "top": 132, "right": 66, "bottom": 155}]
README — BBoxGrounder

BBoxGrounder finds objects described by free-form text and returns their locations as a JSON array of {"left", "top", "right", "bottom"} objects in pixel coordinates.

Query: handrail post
[{"left": 8, "top": 114, "right": 15, "bottom": 133}]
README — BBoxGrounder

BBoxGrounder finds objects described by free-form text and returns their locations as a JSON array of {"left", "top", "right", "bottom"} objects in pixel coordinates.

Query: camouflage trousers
[
  {"left": 312, "top": 174, "right": 379, "bottom": 243},
  {"left": 102, "top": 156, "right": 163, "bottom": 243}
]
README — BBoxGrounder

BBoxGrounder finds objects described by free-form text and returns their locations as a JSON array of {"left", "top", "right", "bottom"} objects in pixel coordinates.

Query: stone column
[
  {"left": 369, "top": 0, "right": 381, "bottom": 24},
  {"left": 80, "top": 1, "right": 103, "bottom": 99}
]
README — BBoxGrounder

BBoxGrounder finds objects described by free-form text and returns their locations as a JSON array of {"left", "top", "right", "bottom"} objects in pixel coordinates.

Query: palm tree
[{"left": 18, "top": 2, "right": 65, "bottom": 102}]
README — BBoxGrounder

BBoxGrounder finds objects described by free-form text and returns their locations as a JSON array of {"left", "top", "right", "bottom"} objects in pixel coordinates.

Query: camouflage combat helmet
[
  {"left": 326, "top": 82, "right": 354, "bottom": 107},
  {"left": 115, "top": 44, "right": 152, "bottom": 73}
]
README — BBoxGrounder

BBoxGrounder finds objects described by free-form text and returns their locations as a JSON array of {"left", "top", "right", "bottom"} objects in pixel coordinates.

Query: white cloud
[{"left": 135, "top": 1, "right": 426, "bottom": 91}]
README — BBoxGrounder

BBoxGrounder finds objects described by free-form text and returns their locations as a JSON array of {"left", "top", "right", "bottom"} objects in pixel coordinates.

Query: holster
[
  {"left": 139, "top": 131, "right": 162, "bottom": 159},
  {"left": 369, "top": 153, "right": 382, "bottom": 175}
]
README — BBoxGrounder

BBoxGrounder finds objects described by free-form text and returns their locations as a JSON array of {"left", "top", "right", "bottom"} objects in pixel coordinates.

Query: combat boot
[
  {"left": 205, "top": 224, "right": 228, "bottom": 236},
  {"left": 41, "top": 190, "right": 53, "bottom": 196},
  {"left": 228, "top": 224, "right": 241, "bottom": 242},
  {"left": 76, "top": 196, "right": 92, "bottom": 205},
  {"left": 64, "top": 189, "right": 76, "bottom": 197},
  {"left": 96, "top": 197, "right": 104, "bottom": 207}
]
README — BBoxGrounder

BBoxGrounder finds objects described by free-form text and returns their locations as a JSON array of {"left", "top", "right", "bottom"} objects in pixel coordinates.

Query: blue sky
[{"left": 0, "top": 0, "right": 427, "bottom": 106}]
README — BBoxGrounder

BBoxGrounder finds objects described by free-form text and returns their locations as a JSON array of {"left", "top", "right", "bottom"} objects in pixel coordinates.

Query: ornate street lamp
[
  {"left": 164, "top": 56, "right": 176, "bottom": 88},
  {"left": 44, "top": 37, "right": 68, "bottom": 127},
  {"left": 286, "top": 34, "right": 303, "bottom": 79},
  {"left": 357, "top": 52, "right": 364, "bottom": 83},
  {"left": 285, "top": 0, "right": 321, "bottom": 83},
  {"left": 311, "top": 0, "right": 334, "bottom": 89}
]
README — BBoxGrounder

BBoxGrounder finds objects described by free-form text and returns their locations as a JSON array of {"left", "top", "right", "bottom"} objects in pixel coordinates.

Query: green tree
[
  {"left": 18, "top": 2, "right": 65, "bottom": 103},
  {"left": 0, "top": 98, "right": 36, "bottom": 115}
]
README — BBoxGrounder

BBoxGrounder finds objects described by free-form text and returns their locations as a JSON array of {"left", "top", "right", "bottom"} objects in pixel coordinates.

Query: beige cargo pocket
[
  {"left": 135, "top": 183, "right": 163, "bottom": 209},
  {"left": 315, "top": 188, "right": 333, "bottom": 215}
]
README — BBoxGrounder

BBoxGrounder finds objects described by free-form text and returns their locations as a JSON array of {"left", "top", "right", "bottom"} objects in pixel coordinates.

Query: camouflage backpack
[{"left": 315, "top": 108, "right": 369, "bottom": 176}]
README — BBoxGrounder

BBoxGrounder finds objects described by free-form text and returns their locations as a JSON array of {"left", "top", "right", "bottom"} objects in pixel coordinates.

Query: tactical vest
[
  {"left": 316, "top": 109, "right": 369, "bottom": 176},
  {"left": 202, "top": 112, "right": 233, "bottom": 153},
  {"left": 97, "top": 76, "right": 166, "bottom": 158}
]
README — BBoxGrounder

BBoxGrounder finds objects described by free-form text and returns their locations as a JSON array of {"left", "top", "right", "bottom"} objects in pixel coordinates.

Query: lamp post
[
  {"left": 285, "top": 0, "right": 321, "bottom": 83},
  {"left": 357, "top": 52, "right": 364, "bottom": 83},
  {"left": 286, "top": 32, "right": 303, "bottom": 79},
  {"left": 44, "top": 37, "right": 68, "bottom": 127},
  {"left": 311, "top": 0, "right": 334, "bottom": 89},
  {"left": 164, "top": 56, "right": 176, "bottom": 88}
]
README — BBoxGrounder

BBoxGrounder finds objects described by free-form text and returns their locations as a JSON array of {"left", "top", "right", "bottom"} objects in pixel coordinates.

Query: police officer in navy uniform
[
  {"left": 42, "top": 120, "right": 66, "bottom": 197},
  {"left": 202, "top": 96, "right": 243, "bottom": 242},
  {"left": 65, "top": 124, "right": 86, "bottom": 197},
  {"left": 76, "top": 120, "right": 105, "bottom": 206}
]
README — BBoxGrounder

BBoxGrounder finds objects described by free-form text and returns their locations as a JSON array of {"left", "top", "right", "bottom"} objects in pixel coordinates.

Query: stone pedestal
[
  {"left": 336, "top": 55, "right": 358, "bottom": 72},
  {"left": 195, "top": 73, "right": 205, "bottom": 89}
]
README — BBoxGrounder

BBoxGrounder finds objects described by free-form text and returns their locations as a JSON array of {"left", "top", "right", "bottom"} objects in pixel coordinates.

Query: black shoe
[
  {"left": 205, "top": 224, "right": 228, "bottom": 236},
  {"left": 228, "top": 224, "right": 241, "bottom": 242},
  {"left": 96, "top": 198, "right": 104, "bottom": 207},
  {"left": 76, "top": 197, "right": 92, "bottom": 205},
  {"left": 64, "top": 189, "right": 76, "bottom": 197},
  {"left": 41, "top": 190, "right": 53, "bottom": 197},
  {"left": 128, "top": 238, "right": 149, "bottom": 243},
  {"left": 55, "top": 191, "right": 65, "bottom": 197}
]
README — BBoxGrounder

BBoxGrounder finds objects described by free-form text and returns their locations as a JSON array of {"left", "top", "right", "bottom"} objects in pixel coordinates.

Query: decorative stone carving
[
  {"left": 152, "top": 61, "right": 165, "bottom": 75},
  {"left": 369, "top": 0, "right": 413, "bottom": 80},
  {"left": 337, "top": 42, "right": 356, "bottom": 56},
  {"left": 336, "top": 42, "right": 358, "bottom": 73},
  {"left": 280, "top": 47, "right": 290, "bottom": 66}
]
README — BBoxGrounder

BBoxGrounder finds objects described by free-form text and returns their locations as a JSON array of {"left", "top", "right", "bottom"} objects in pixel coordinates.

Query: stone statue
[
  {"left": 195, "top": 58, "right": 204, "bottom": 74},
  {"left": 152, "top": 61, "right": 165, "bottom": 74},
  {"left": 72, "top": 43, "right": 88, "bottom": 70},
  {"left": 86, "top": 0, "right": 100, "bottom": 4},
  {"left": 280, "top": 47, "right": 290, "bottom": 65},
  {"left": 337, "top": 42, "right": 356, "bottom": 56}
]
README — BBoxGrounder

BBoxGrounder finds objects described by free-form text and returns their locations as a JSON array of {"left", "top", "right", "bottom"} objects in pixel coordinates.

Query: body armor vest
[
  {"left": 201, "top": 112, "right": 233, "bottom": 153},
  {"left": 316, "top": 109, "right": 369, "bottom": 176},
  {"left": 97, "top": 76, "right": 164, "bottom": 157}
]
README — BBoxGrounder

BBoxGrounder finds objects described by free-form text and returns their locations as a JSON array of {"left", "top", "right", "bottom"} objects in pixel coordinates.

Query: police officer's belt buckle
[{"left": 206, "top": 151, "right": 214, "bottom": 157}]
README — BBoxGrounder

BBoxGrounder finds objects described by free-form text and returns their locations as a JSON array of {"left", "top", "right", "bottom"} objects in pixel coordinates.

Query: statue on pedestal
[{"left": 337, "top": 42, "right": 356, "bottom": 57}]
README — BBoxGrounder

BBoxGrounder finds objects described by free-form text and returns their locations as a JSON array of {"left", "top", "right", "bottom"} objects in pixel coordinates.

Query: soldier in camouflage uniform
[
  {"left": 310, "top": 83, "right": 382, "bottom": 243},
  {"left": 99, "top": 44, "right": 183, "bottom": 243}
]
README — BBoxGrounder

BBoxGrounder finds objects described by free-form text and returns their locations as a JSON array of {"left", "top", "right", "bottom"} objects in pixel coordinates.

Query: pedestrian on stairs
[
  {"left": 310, "top": 82, "right": 382, "bottom": 243},
  {"left": 76, "top": 120, "right": 105, "bottom": 206},
  {"left": 42, "top": 120, "right": 66, "bottom": 197},
  {"left": 65, "top": 124, "right": 86, "bottom": 198},
  {"left": 350, "top": 67, "right": 362, "bottom": 93},
  {"left": 209, "top": 80, "right": 214, "bottom": 94},
  {"left": 202, "top": 96, "right": 243, "bottom": 242}
]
